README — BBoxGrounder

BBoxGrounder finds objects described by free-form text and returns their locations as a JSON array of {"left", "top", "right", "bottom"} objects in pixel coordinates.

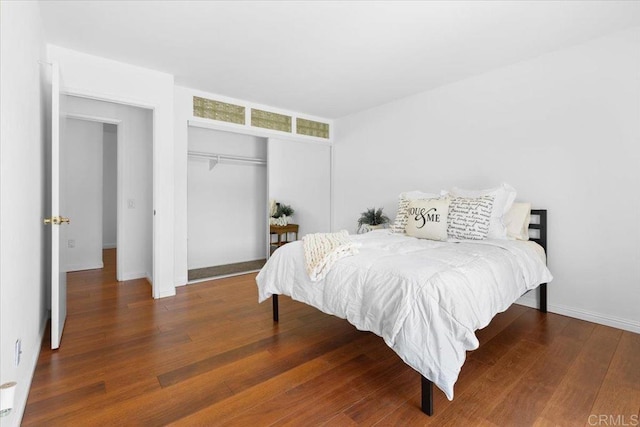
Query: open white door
[{"left": 46, "top": 63, "right": 69, "bottom": 349}]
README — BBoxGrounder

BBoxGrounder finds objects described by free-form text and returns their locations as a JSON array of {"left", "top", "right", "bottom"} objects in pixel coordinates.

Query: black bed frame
[{"left": 270, "top": 209, "right": 548, "bottom": 416}]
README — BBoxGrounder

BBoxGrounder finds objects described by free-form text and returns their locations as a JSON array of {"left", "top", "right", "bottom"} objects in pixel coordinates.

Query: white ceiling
[{"left": 39, "top": 1, "right": 640, "bottom": 119}]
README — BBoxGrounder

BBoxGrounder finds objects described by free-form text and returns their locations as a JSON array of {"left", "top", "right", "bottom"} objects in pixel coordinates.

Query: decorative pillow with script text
[
  {"left": 391, "top": 191, "right": 447, "bottom": 234},
  {"left": 450, "top": 183, "right": 516, "bottom": 239},
  {"left": 405, "top": 198, "right": 450, "bottom": 241},
  {"left": 447, "top": 196, "right": 494, "bottom": 240}
]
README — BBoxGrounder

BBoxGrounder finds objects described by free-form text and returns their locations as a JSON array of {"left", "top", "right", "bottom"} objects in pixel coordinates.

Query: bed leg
[
  {"left": 539, "top": 283, "right": 547, "bottom": 313},
  {"left": 421, "top": 375, "right": 433, "bottom": 416},
  {"left": 272, "top": 294, "right": 279, "bottom": 322}
]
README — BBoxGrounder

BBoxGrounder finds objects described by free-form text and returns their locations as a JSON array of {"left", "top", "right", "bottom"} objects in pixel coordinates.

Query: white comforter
[{"left": 256, "top": 230, "right": 553, "bottom": 400}]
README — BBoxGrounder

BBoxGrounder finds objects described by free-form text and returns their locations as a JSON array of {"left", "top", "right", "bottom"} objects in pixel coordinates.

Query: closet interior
[{"left": 187, "top": 127, "right": 268, "bottom": 281}]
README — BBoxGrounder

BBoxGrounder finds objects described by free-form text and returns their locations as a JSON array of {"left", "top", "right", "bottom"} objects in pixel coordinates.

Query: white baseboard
[
  {"left": 11, "top": 311, "right": 49, "bottom": 426},
  {"left": 186, "top": 269, "right": 262, "bottom": 285},
  {"left": 157, "top": 288, "right": 177, "bottom": 299},
  {"left": 118, "top": 271, "right": 147, "bottom": 281},
  {"left": 175, "top": 275, "right": 188, "bottom": 287},
  {"left": 548, "top": 303, "right": 640, "bottom": 334},
  {"left": 102, "top": 243, "right": 117, "bottom": 249},
  {"left": 515, "top": 294, "right": 640, "bottom": 334},
  {"left": 515, "top": 293, "right": 537, "bottom": 309},
  {"left": 66, "top": 262, "right": 103, "bottom": 272}
]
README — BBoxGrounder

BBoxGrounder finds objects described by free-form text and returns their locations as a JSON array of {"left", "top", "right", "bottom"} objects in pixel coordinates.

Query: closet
[
  {"left": 187, "top": 127, "right": 268, "bottom": 280},
  {"left": 186, "top": 125, "right": 333, "bottom": 282}
]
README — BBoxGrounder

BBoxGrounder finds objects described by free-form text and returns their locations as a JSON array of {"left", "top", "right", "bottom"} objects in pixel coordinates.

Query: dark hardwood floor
[{"left": 23, "top": 249, "right": 639, "bottom": 425}]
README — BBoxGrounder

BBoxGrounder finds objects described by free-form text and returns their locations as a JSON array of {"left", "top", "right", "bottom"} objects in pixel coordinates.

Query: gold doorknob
[{"left": 43, "top": 216, "right": 70, "bottom": 225}]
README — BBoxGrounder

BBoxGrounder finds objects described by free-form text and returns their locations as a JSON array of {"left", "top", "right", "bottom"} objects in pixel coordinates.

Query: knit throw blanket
[{"left": 303, "top": 230, "right": 359, "bottom": 282}]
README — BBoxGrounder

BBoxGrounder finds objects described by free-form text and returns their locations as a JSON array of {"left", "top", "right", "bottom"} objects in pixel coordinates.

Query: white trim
[
  {"left": 61, "top": 87, "right": 155, "bottom": 111},
  {"left": 63, "top": 112, "right": 121, "bottom": 125},
  {"left": 116, "top": 123, "right": 124, "bottom": 283},
  {"left": 266, "top": 143, "right": 272, "bottom": 261},
  {"left": 12, "top": 314, "right": 49, "bottom": 425},
  {"left": 175, "top": 275, "right": 189, "bottom": 287},
  {"left": 157, "top": 288, "right": 177, "bottom": 298},
  {"left": 515, "top": 295, "right": 640, "bottom": 334},
  {"left": 329, "top": 144, "right": 334, "bottom": 231},
  {"left": 514, "top": 294, "right": 537, "bottom": 309},
  {"left": 550, "top": 303, "right": 639, "bottom": 334},
  {"left": 103, "top": 243, "right": 117, "bottom": 249},
  {"left": 186, "top": 269, "right": 262, "bottom": 285},
  {"left": 151, "top": 108, "right": 159, "bottom": 299},
  {"left": 67, "top": 262, "right": 104, "bottom": 272},
  {"left": 119, "top": 271, "right": 148, "bottom": 281}
]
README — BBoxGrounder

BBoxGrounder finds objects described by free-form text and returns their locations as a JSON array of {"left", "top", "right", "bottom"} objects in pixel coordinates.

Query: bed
[{"left": 256, "top": 209, "right": 551, "bottom": 415}]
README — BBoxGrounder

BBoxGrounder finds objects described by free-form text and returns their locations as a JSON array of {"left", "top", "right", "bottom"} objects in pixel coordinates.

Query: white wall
[
  {"left": 0, "top": 2, "right": 47, "bottom": 426},
  {"left": 103, "top": 124, "right": 117, "bottom": 249},
  {"left": 64, "top": 96, "right": 153, "bottom": 281},
  {"left": 187, "top": 128, "right": 267, "bottom": 269},
  {"left": 47, "top": 45, "right": 175, "bottom": 297},
  {"left": 334, "top": 27, "right": 640, "bottom": 333},
  {"left": 64, "top": 118, "right": 103, "bottom": 271},
  {"left": 268, "top": 138, "right": 332, "bottom": 238}
]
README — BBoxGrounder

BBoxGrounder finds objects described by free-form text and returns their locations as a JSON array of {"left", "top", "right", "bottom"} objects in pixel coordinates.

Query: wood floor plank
[
  {"left": 221, "top": 355, "right": 380, "bottom": 427},
  {"left": 486, "top": 317, "right": 595, "bottom": 426},
  {"left": 22, "top": 250, "right": 637, "bottom": 426},
  {"left": 276, "top": 358, "right": 406, "bottom": 426},
  {"left": 475, "top": 303, "right": 528, "bottom": 344},
  {"left": 21, "top": 382, "right": 106, "bottom": 424},
  {"left": 342, "top": 365, "right": 417, "bottom": 425},
  {"left": 535, "top": 324, "right": 623, "bottom": 426},
  {"left": 169, "top": 334, "right": 382, "bottom": 426},
  {"left": 442, "top": 339, "right": 545, "bottom": 424},
  {"left": 588, "top": 331, "right": 640, "bottom": 424}
]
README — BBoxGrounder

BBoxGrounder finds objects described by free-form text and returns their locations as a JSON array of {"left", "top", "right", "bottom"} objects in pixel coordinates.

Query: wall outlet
[
  {"left": 15, "top": 339, "right": 21, "bottom": 366},
  {"left": 67, "top": 239, "right": 75, "bottom": 248}
]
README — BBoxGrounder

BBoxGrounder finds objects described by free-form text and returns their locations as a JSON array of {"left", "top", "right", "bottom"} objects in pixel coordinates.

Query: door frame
[
  {"left": 64, "top": 112, "right": 124, "bottom": 279},
  {"left": 62, "top": 89, "right": 158, "bottom": 297}
]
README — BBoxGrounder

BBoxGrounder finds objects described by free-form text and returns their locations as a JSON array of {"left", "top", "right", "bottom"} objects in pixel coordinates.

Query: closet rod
[{"left": 188, "top": 151, "right": 266, "bottom": 170}]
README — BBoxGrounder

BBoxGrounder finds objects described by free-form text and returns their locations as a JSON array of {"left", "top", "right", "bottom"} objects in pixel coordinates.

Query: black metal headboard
[
  {"left": 529, "top": 209, "right": 547, "bottom": 252},
  {"left": 529, "top": 209, "right": 548, "bottom": 313}
]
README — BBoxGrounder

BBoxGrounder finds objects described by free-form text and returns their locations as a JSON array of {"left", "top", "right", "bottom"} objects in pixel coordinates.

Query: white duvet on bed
[{"left": 256, "top": 229, "right": 553, "bottom": 400}]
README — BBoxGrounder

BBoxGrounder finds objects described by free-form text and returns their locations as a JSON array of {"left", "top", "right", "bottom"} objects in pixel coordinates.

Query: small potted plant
[
  {"left": 357, "top": 207, "right": 389, "bottom": 233},
  {"left": 270, "top": 202, "right": 295, "bottom": 226}
]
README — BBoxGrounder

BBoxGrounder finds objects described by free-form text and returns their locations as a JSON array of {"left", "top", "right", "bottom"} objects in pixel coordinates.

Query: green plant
[
  {"left": 273, "top": 203, "right": 294, "bottom": 218},
  {"left": 357, "top": 207, "right": 389, "bottom": 228}
]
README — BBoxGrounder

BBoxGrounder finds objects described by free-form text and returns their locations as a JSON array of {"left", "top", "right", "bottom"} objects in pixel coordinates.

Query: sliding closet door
[
  {"left": 268, "top": 138, "right": 331, "bottom": 239},
  {"left": 188, "top": 128, "right": 267, "bottom": 273}
]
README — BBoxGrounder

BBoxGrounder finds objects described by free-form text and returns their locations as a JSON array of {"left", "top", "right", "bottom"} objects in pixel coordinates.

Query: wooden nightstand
[{"left": 270, "top": 224, "right": 299, "bottom": 248}]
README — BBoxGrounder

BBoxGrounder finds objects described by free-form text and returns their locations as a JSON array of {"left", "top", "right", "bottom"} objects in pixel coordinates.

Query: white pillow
[
  {"left": 405, "top": 198, "right": 450, "bottom": 241},
  {"left": 505, "top": 202, "right": 531, "bottom": 240},
  {"left": 450, "top": 183, "right": 516, "bottom": 239},
  {"left": 391, "top": 190, "right": 447, "bottom": 234},
  {"left": 447, "top": 196, "right": 494, "bottom": 240}
]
